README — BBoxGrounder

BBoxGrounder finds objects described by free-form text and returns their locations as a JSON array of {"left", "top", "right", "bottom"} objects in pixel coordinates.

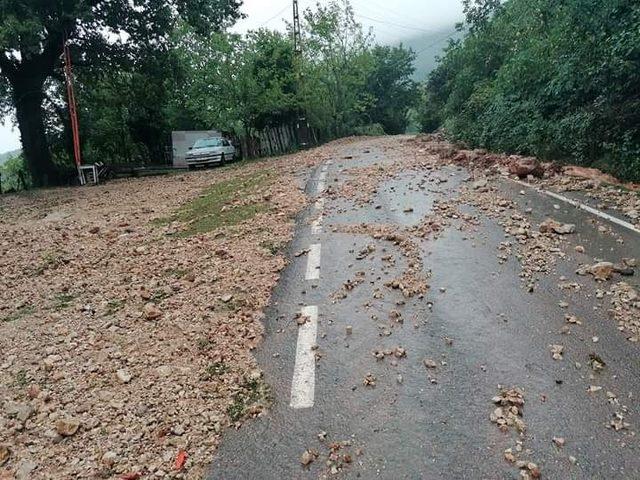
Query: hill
[
  {"left": 394, "top": 28, "right": 463, "bottom": 82},
  {"left": 0, "top": 148, "right": 21, "bottom": 166}
]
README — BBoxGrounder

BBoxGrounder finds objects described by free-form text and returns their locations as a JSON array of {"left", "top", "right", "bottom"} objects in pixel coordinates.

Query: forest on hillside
[
  {"left": 421, "top": 0, "right": 640, "bottom": 182},
  {"left": 0, "top": 0, "right": 417, "bottom": 188}
]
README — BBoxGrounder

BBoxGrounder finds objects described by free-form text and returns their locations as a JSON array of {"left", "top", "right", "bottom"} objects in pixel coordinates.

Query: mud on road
[
  {"left": 1, "top": 135, "right": 639, "bottom": 479},
  {"left": 211, "top": 135, "right": 639, "bottom": 480}
]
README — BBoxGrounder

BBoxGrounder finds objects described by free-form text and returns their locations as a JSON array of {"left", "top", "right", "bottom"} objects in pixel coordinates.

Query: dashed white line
[
  {"left": 311, "top": 215, "right": 323, "bottom": 234},
  {"left": 305, "top": 244, "right": 321, "bottom": 280},
  {"left": 512, "top": 179, "right": 640, "bottom": 234},
  {"left": 290, "top": 305, "right": 319, "bottom": 409}
]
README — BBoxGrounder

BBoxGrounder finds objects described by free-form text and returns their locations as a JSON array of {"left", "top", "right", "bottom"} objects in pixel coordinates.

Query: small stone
[
  {"left": 143, "top": 302, "right": 162, "bottom": 320},
  {"left": 156, "top": 366, "right": 172, "bottom": 377},
  {"left": 15, "top": 460, "right": 37, "bottom": 480},
  {"left": 89, "top": 226, "right": 100, "bottom": 234},
  {"left": 345, "top": 325, "right": 353, "bottom": 335},
  {"left": 575, "top": 245, "right": 585, "bottom": 253},
  {"left": 423, "top": 358, "right": 437, "bottom": 369},
  {"left": 6, "top": 402, "right": 35, "bottom": 422},
  {"left": 220, "top": 294, "right": 234, "bottom": 303},
  {"left": 552, "top": 436, "right": 565, "bottom": 447},
  {"left": 56, "top": 418, "right": 80, "bottom": 437},
  {"left": 0, "top": 445, "right": 10, "bottom": 466},
  {"left": 300, "top": 449, "right": 317, "bottom": 466},
  {"left": 116, "top": 369, "right": 133, "bottom": 384},
  {"left": 101, "top": 451, "right": 118, "bottom": 467}
]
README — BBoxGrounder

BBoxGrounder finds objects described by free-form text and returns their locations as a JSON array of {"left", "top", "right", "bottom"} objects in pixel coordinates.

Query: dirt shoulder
[{"left": 0, "top": 147, "right": 331, "bottom": 479}]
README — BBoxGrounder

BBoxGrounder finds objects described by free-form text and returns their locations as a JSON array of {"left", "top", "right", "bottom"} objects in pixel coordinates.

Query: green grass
[
  {"left": 14, "top": 369, "right": 28, "bottom": 387},
  {"left": 203, "top": 361, "right": 230, "bottom": 380},
  {"left": 33, "top": 251, "right": 65, "bottom": 276},
  {"left": 2, "top": 305, "right": 35, "bottom": 323},
  {"left": 52, "top": 293, "right": 75, "bottom": 311},
  {"left": 153, "top": 170, "right": 273, "bottom": 236},
  {"left": 226, "top": 378, "right": 270, "bottom": 422},
  {"left": 105, "top": 299, "right": 125, "bottom": 315}
]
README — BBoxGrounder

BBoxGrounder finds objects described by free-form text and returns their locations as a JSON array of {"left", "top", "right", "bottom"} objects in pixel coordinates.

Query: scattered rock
[
  {"left": 0, "top": 445, "right": 10, "bottom": 466},
  {"left": 508, "top": 157, "right": 544, "bottom": 178},
  {"left": 552, "top": 437, "right": 565, "bottom": 447},
  {"left": 101, "top": 451, "right": 118, "bottom": 467},
  {"left": 550, "top": 344, "right": 564, "bottom": 360},
  {"left": 363, "top": 373, "right": 376, "bottom": 387},
  {"left": 15, "top": 460, "right": 37, "bottom": 480},
  {"left": 56, "top": 418, "right": 80, "bottom": 437},
  {"left": 539, "top": 218, "right": 575, "bottom": 235},
  {"left": 300, "top": 449, "right": 318, "bottom": 466},
  {"left": 423, "top": 358, "right": 437, "bottom": 369},
  {"left": 220, "top": 294, "right": 234, "bottom": 303},
  {"left": 491, "top": 387, "right": 526, "bottom": 433},
  {"left": 143, "top": 302, "right": 162, "bottom": 320},
  {"left": 116, "top": 369, "right": 133, "bottom": 384}
]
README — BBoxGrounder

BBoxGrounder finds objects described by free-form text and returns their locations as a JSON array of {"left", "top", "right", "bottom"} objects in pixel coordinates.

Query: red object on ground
[
  {"left": 175, "top": 450, "right": 188, "bottom": 470},
  {"left": 121, "top": 473, "right": 142, "bottom": 480}
]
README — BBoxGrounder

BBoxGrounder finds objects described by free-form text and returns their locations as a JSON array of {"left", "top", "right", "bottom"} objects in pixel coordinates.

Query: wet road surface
[{"left": 209, "top": 138, "right": 640, "bottom": 479}]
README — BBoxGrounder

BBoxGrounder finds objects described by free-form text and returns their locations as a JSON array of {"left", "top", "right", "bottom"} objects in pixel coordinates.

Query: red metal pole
[{"left": 63, "top": 38, "right": 83, "bottom": 178}]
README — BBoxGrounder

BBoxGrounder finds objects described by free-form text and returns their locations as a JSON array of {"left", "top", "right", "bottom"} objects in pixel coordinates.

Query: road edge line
[{"left": 510, "top": 178, "right": 640, "bottom": 235}]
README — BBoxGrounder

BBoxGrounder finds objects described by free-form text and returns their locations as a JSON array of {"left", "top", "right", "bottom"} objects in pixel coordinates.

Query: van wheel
[
  {"left": 188, "top": 165, "right": 195, "bottom": 171},
  {"left": 220, "top": 154, "right": 226, "bottom": 165}
]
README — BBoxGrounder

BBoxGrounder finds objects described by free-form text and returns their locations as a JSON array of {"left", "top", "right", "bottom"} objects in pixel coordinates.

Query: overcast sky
[{"left": 0, "top": 0, "right": 463, "bottom": 154}]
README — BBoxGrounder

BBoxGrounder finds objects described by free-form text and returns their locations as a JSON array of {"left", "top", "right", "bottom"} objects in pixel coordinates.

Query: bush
[
  {"left": 353, "top": 123, "right": 386, "bottom": 136},
  {"left": 421, "top": 0, "right": 640, "bottom": 182},
  {"left": 0, "top": 155, "right": 31, "bottom": 192}
]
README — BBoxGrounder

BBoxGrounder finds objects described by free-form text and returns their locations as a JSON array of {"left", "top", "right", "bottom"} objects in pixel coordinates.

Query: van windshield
[{"left": 193, "top": 138, "right": 223, "bottom": 149}]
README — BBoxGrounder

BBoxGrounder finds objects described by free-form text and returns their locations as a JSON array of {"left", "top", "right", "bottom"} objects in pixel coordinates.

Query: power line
[
  {"left": 354, "top": 13, "right": 439, "bottom": 34},
  {"left": 257, "top": 4, "right": 291, "bottom": 28},
  {"left": 352, "top": 0, "right": 438, "bottom": 32}
]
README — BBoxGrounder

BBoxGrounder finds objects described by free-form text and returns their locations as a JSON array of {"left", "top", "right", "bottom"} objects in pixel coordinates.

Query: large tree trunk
[{"left": 12, "top": 76, "right": 59, "bottom": 187}]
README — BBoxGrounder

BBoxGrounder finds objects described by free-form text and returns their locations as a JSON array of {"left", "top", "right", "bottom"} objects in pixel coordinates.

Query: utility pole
[
  {"left": 292, "top": 0, "right": 312, "bottom": 148},
  {"left": 63, "top": 37, "right": 84, "bottom": 184}
]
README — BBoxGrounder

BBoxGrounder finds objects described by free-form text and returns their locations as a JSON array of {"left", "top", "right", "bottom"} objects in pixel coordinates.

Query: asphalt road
[{"left": 208, "top": 138, "right": 640, "bottom": 479}]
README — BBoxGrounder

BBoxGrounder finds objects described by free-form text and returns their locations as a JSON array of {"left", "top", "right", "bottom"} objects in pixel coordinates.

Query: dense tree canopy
[
  {"left": 0, "top": 0, "right": 242, "bottom": 186},
  {"left": 0, "top": 0, "right": 418, "bottom": 189},
  {"left": 420, "top": 0, "right": 640, "bottom": 181}
]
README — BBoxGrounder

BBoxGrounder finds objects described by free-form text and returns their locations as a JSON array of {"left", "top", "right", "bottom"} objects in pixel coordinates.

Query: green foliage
[
  {"left": 0, "top": 0, "right": 242, "bottom": 184},
  {"left": 0, "top": 153, "right": 30, "bottom": 192},
  {"left": 362, "top": 46, "right": 418, "bottom": 134},
  {"left": 421, "top": 0, "right": 640, "bottom": 182},
  {"left": 1, "top": 0, "right": 422, "bottom": 183}
]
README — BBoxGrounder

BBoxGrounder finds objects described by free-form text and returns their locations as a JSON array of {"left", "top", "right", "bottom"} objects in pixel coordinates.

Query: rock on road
[{"left": 209, "top": 136, "right": 640, "bottom": 479}]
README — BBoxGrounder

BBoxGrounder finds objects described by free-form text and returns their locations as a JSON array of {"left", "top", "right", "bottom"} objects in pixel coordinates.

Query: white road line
[
  {"left": 290, "top": 305, "right": 319, "bottom": 409},
  {"left": 315, "top": 198, "right": 325, "bottom": 210},
  {"left": 305, "top": 244, "right": 321, "bottom": 280},
  {"left": 311, "top": 215, "right": 323, "bottom": 234},
  {"left": 512, "top": 179, "right": 640, "bottom": 234}
]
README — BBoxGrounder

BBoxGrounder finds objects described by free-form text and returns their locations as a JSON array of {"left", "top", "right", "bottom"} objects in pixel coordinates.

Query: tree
[
  {"left": 0, "top": 0, "right": 241, "bottom": 186},
  {"left": 302, "top": 0, "right": 373, "bottom": 138},
  {"left": 172, "top": 27, "right": 298, "bottom": 141},
  {"left": 421, "top": 0, "right": 640, "bottom": 182},
  {"left": 364, "top": 45, "right": 417, "bottom": 134}
]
